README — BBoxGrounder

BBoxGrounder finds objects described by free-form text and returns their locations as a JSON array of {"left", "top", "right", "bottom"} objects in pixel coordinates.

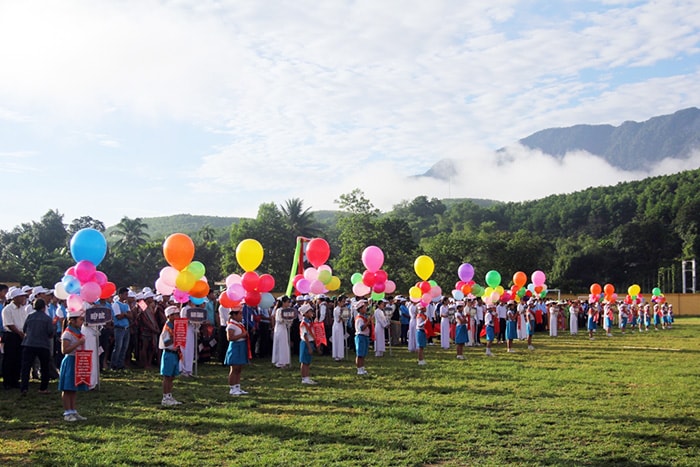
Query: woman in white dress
[
  {"left": 439, "top": 297, "right": 450, "bottom": 350},
  {"left": 271, "top": 296, "right": 292, "bottom": 368},
  {"left": 569, "top": 302, "right": 579, "bottom": 335},
  {"left": 517, "top": 301, "right": 528, "bottom": 341},
  {"left": 332, "top": 296, "right": 347, "bottom": 361},
  {"left": 548, "top": 302, "right": 558, "bottom": 337},
  {"left": 407, "top": 302, "right": 418, "bottom": 352},
  {"left": 374, "top": 300, "right": 389, "bottom": 357}
]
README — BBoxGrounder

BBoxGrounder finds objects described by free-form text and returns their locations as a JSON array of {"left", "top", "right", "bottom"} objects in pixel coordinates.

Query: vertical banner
[
  {"left": 75, "top": 350, "right": 93, "bottom": 386},
  {"left": 174, "top": 318, "right": 188, "bottom": 349},
  {"left": 312, "top": 322, "right": 327, "bottom": 346}
]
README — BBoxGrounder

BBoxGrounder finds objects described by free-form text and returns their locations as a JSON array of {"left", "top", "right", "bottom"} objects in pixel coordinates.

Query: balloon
[
  {"left": 100, "top": 281, "right": 117, "bottom": 299},
  {"left": 173, "top": 289, "right": 190, "bottom": 304},
  {"left": 292, "top": 274, "right": 303, "bottom": 286},
  {"left": 384, "top": 280, "right": 396, "bottom": 294},
  {"left": 409, "top": 286, "right": 422, "bottom": 299},
  {"left": 226, "top": 283, "right": 246, "bottom": 301},
  {"left": 65, "top": 266, "right": 76, "bottom": 278},
  {"left": 80, "top": 281, "right": 101, "bottom": 303},
  {"left": 501, "top": 292, "right": 511, "bottom": 302},
  {"left": 373, "top": 282, "right": 386, "bottom": 293},
  {"left": 304, "top": 267, "right": 319, "bottom": 281},
  {"left": 539, "top": 289, "right": 548, "bottom": 298},
  {"left": 513, "top": 271, "right": 527, "bottom": 288},
  {"left": 531, "top": 270, "right": 546, "bottom": 287},
  {"left": 422, "top": 292, "right": 432, "bottom": 303},
  {"left": 54, "top": 282, "right": 69, "bottom": 300},
  {"left": 326, "top": 276, "right": 341, "bottom": 291},
  {"left": 362, "top": 246, "right": 384, "bottom": 273},
  {"left": 485, "top": 270, "right": 501, "bottom": 288},
  {"left": 430, "top": 285, "right": 442, "bottom": 298},
  {"left": 258, "top": 274, "right": 275, "bottom": 293},
  {"left": 603, "top": 283, "right": 615, "bottom": 296},
  {"left": 458, "top": 263, "right": 475, "bottom": 282},
  {"left": 452, "top": 290, "right": 465, "bottom": 300},
  {"left": 225, "top": 274, "right": 242, "bottom": 288},
  {"left": 241, "top": 271, "right": 260, "bottom": 292},
  {"left": 471, "top": 284, "right": 483, "bottom": 296},
  {"left": 260, "top": 293, "right": 275, "bottom": 309},
  {"left": 67, "top": 294, "right": 83, "bottom": 312},
  {"left": 414, "top": 255, "right": 434, "bottom": 280},
  {"left": 158, "top": 267, "right": 178, "bottom": 287},
  {"left": 628, "top": 284, "right": 641, "bottom": 297},
  {"left": 371, "top": 291, "right": 385, "bottom": 301},
  {"left": 244, "top": 291, "right": 261, "bottom": 307},
  {"left": 189, "top": 280, "right": 210, "bottom": 298},
  {"left": 374, "top": 270, "right": 388, "bottom": 284},
  {"left": 93, "top": 271, "right": 108, "bottom": 286},
  {"left": 350, "top": 272, "right": 363, "bottom": 285},
  {"left": 70, "top": 228, "right": 108, "bottom": 266},
  {"left": 236, "top": 239, "right": 264, "bottom": 272},
  {"left": 419, "top": 281, "right": 431, "bottom": 294},
  {"left": 461, "top": 284, "right": 472, "bottom": 295},
  {"left": 296, "top": 279, "right": 311, "bottom": 294},
  {"left": 62, "top": 275, "right": 81, "bottom": 295},
  {"left": 219, "top": 292, "right": 239, "bottom": 309},
  {"left": 362, "top": 270, "right": 376, "bottom": 287},
  {"left": 74, "top": 260, "right": 96, "bottom": 284},
  {"left": 155, "top": 277, "right": 175, "bottom": 296},
  {"left": 490, "top": 291, "right": 500, "bottom": 302},
  {"left": 190, "top": 296, "right": 205, "bottom": 305},
  {"left": 318, "top": 265, "right": 333, "bottom": 273},
  {"left": 306, "top": 238, "right": 331, "bottom": 268},
  {"left": 317, "top": 269, "right": 332, "bottom": 285},
  {"left": 484, "top": 286, "right": 494, "bottom": 298},
  {"left": 590, "top": 283, "right": 602, "bottom": 295},
  {"left": 175, "top": 270, "right": 196, "bottom": 292},
  {"left": 495, "top": 285, "right": 504, "bottom": 296},
  {"left": 310, "top": 280, "right": 326, "bottom": 295},
  {"left": 186, "top": 261, "right": 206, "bottom": 280},
  {"left": 652, "top": 287, "right": 662, "bottom": 296},
  {"left": 352, "top": 282, "right": 370, "bottom": 297},
  {"left": 163, "top": 233, "right": 195, "bottom": 271}
]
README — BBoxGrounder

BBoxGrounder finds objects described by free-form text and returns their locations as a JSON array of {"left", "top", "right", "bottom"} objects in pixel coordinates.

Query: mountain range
[{"left": 421, "top": 107, "right": 700, "bottom": 179}]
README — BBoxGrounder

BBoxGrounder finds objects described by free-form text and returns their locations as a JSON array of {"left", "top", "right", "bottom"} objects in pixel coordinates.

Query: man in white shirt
[
  {"left": 2, "top": 289, "right": 29, "bottom": 389},
  {"left": 496, "top": 301, "right": 508, "bottom": 344}
]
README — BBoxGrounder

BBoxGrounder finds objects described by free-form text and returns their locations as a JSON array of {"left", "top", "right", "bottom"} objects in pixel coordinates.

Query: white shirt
[
  {"left": 2, "top": 302, "right": 28, "bottom": 332},
  {"left": 218, "top": 305, "right": 230, "bottom": 326},
  {"left": 496, "top": 304, "right": 508, "bottom": 319}
]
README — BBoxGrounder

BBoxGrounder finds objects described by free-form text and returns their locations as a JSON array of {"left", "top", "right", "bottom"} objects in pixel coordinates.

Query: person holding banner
[
  {"left": 59, "top": 310, "right": 89, "bottom": 422},
  {"left": 299, "top": 304, "right": 317, "bottom": 385},
  {"left": 225, "top": 305, "right": 250, "bottom": 395},
  {"left": 160, "top": 306, "right": 183, "bottom": 406}
]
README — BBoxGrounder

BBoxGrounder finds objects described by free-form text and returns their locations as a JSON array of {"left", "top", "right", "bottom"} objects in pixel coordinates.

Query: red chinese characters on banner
[
  {"left": 174, "top": 318, "right": 188, "bottom": 349},
  {"left": 312, "top": 322, "right": 327, "bottom": 346},
  {"left": 75, "top": 349, "right": 92, "bottom": 387}
]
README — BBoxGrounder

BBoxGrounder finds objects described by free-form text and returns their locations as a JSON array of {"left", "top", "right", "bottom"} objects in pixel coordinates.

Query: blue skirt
[
  {"left": 505, "top": 321, "right": 517, "bottom": 341},
  {"left": 605, "top": 317, "right": 612, "bottom": 329},
  {"left": 653, "top": 314, "right": 661, "bottom": 325},
  {"left": 416, "top": 329, "right": 427, "bottom": 348},
  {"left": 587, "top": 317, "right": 597, "bottom": 331},
  {"left": 58, "top": 355, "right": 89, "bottom": 392},
  {"left": 299, "top": 341, "right": 315, "bottom": 364},
  {"left": 486, "top": 325, "right": 495, "bottom": 342},
  {"left": 355, "top": 335, "right": 369, "bottom": 357},
  {"left": 620, "top": 317, "right": 628, "bottom": 328},
  {"left": 224, "top": 340, "right": 249, "bottom": 366},
  {"left": 160, "top": 350, "right": 180, "bottom": 377},
  {"left": 527, "top": 319, "right": 535, "bottom": 336},
  {"left": 455, "top": 324, "right": 468, "bottom": 345}
]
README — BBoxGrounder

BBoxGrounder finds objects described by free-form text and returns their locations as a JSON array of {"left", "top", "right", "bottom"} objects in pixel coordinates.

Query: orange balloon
[
  {"left": 189, "top": 280, "right": 210, "bottom": 298},
  {"left": 603, "top": 283, "right": 615, "bottom": 295},
  {"left": 590, "top": 283, "right": 602, "bottom": 295},
  {"left": 513, "top": 271, "right": 527, "bottom": 288},
  {"left": 163, "top": 233, "right": 195, "bottom": 271}
]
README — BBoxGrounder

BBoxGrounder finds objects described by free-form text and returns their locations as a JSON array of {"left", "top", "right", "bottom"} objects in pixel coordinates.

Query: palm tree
[
  {"left": 111, "top": 217, "right": 150, "bottom": 250},
  {"left": 280, "top": 198, "right": 322, "bottom": 238},
  {"left": 198, "top": 224, "right": 216, "bottom": 243}
]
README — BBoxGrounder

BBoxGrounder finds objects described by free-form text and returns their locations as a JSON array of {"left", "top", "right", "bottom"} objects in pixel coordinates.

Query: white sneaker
[
  {"left": 485, "top": 350, "right": 493, "bottom": 357},
  {"left": 528, "top": 345, "right": 535, "bottom": 350},
  {"left": 507, "top": 349, "right": 515, "bottom": 353},
  {"left": 418, "top": 360, "right": 426, "bottom": 365},
  {"left": 162, "top": 397, "right": 179, "bottom": 406},
  {"left": 64, "top": 413, "right": 78, "bottom": 422},
  {"left": 357, "top": 368, "right": 367, "bottom": 375},
  {"left": 238, "top": 388, "right": 249, "bottom": 394},
  {"left": 73, "top": 413, "right": 87, "bottom": 421},
  {"left": 301, "top": 378, "right": 318, "bottom": 385},
  {"left": 456, "top": 355, "right": 465, "bottom": 360}
]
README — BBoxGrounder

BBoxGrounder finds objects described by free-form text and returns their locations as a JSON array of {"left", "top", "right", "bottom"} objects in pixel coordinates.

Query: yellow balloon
[
  {"left": 414, "top": 255, "right": 435, "bottom": 280},
  {"left": 326, "top": 276, "right": 341, "bottom": 291},
  {"left": 236, "top": 239, "right": 264, "bottom": 272},
  {"left": 495, "top": 285, "right": 504, "bottom": 296},
  {"left": 484, "top": 286, "right": 494, "bottom": 298},
  {"left": 409, "top": 286, "right": 422, "bottom": 299},
  {"left": 628, "top": 284, "right": 641, "bottom": 296},
  {"left": 175, "top": 270, "right": 196, "bottom": 292}
]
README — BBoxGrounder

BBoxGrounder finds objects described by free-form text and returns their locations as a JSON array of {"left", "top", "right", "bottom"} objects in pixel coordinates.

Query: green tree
[
  {"left": 111, "top": 217, "right": 150, "bottom": 250},
  {"left": 67, "top": 216, "right": 106, "bottom": 236},
  {"left": 280, "top": 198, "right": 322, "bottom": 238}
]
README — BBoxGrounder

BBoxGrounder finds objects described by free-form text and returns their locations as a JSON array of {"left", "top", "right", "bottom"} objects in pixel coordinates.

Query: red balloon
[
  {"left": 419, "top": 281, "right": 431, "bottom": 294},
  {"left": 373, "top": 282, "right": 386, "bottom": 293},
  {"left": 244, "top": 291, "right": 261, "bottom": 307},
  {"left": 374, "top": 270, "right": 388, "bottom": 284},
  {"left": 219, "top": 292, "right": 239, "bottom": 309},
  {"left": 241, "top": 271, "right": 260, "bottom": 292},
  {"left": 292, "top": 274, "right": 303, "bottom": 286},
  {"left": 362, "top": 270, "right": 376, "bottom": 287},
  {"left": 258, "top": 274, "right": 275, "bottom": 293},
  {"left": 100, "top": 282, "right": 116, "bottom": 299},
  {"left": 306, "top": 238, "right": 331, "bottom": 268}
]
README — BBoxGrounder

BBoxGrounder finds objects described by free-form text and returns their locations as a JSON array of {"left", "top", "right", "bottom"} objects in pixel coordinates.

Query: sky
[{"left": 1, "top": 0, "right": 700, "bottom": 231}]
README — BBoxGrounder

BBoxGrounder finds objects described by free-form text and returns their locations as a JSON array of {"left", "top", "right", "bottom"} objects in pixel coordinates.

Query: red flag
[
  {"left": 174, "top": 318, "right": 188, "bottom": 349},
  {"left": 312, "top": 322, "right": 327, "bottom": 346},
  {"left": 74, "top": 350, "right": 92, "bottom": 387}
]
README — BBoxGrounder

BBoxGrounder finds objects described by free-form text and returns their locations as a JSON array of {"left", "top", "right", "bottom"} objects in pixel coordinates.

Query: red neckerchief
[
  {"left": 229, "top": 319, "right": 251, "bottom": 359},
  {"left": 65, "top": 326, "right": 84, "bottom": 351}
]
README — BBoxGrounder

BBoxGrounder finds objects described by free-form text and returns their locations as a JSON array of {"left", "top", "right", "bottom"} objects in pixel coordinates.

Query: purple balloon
[{"left": 458, "top": 263, "right": 474, "bottom": 282}]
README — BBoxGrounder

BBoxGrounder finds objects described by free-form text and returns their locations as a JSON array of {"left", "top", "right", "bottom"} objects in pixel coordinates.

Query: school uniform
[
  {"left": 159, "top": 321, "right": 180, "bottom": 377},
  {"left": 354, "top": 314, "right": 370, "bottom": 358},
  {"left": 225, "top": 319, "right": 249, "bottom": 366},
  {"left": 454, "top": 311, "right": 468, "bottom": 345},
  {"left": 416, "top": 312, "right": 428, "bottom": 349},
  {"left": 484, "top": 311, "right": 495, "bottom": 342},
  {"left": 505, "top": 309, "right": 517, "bottom": 341},
  {"left": 58, "top": 326, "right": 89, "bottom": 392}
]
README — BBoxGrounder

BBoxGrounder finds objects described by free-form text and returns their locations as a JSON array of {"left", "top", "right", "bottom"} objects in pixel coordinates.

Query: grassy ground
[{"left": 2, "top": 319, "right": 700, "bottom": 466}]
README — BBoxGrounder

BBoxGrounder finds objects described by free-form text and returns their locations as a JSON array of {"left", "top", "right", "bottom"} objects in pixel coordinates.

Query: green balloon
[
  {"left": 516, "top": 288, "right": 526, "bottom": 298},
  {"left": 428, "top": 280, "right": 438, "bottom": 287},
  {"left": 652, "top": 287, "right": 662, "bottom": 296},
  {"left": 351, "top": 272, "right": 362, "bottom": 285},
  {"left": 371, "top": 291, "right": 385, "bottom": 301},
  {"left": 471, "top": 284, "right": 483, "bottom": 296},
  {"left": 539, "top": 289, "right": 548, "bottom": 298},
  {"left": 485, "top": 270, "right": 501, "bottom": 288}
]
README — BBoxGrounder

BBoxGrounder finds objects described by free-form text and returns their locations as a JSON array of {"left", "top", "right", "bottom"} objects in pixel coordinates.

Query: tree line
[{"left": 2, "top": 168, "right": 699, "bottom": 295}]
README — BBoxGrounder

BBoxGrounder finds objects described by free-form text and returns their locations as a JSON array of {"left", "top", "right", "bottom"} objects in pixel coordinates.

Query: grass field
[{"left": 2, "top": 319, "right": 700, "bottom": 466}]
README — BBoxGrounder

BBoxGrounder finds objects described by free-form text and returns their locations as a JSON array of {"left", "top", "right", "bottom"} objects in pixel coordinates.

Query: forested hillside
[{"left": 2, "top": 169, "right": 699, "bottom": 296}]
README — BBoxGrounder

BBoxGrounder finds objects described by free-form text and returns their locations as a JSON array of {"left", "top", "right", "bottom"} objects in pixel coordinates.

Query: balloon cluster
[
  {"left": 292, "top": 238, "right": 341, "bottom": 296},
  {"left": 55, "top": 229, "right": 114, "bottom": 311},
  {"left": 623, "top": 284, "right": 645, "bottom": 304},
  {"left": 650, "top": 286, "right": 665, "bottom": 304},
  {"left": 350, "top": 246, "right": 396, "bottom": 300},
  {"left": 589, "top": 283, "right": 617, "bottom": 303},
  {"left": 155, "top": 233, "right": 210, "bottom": 305},
  {"left": 408, "top": 255, "right": 441, "bottom": 306},
  {"left": 451, "top": 263, "right": 484, "bottom": 300},
  {"left": 220, "top": 239, "right": 275, "bottom": 309}
]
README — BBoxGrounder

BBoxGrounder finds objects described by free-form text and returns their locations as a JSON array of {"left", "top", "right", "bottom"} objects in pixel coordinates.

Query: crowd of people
[{"left": 1, "top": 281, "right": 677, "bottom": 422}]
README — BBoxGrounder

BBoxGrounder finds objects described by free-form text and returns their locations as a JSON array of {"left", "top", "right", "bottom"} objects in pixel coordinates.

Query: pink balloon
[
  {"left": 65, "top": 266, "right": 76, "bottom": 278},
  {"left": 226, "top": 283, "right": 246, "bottom": 301},
  {"left": 304, "top": 267, "right": 319, "bottom": 281},
  {"left": 67, "top": 294, "right": 83, "bottom": 312},
  {"left": 374, "top": 270, "right": 388, "bottom": 284},
  {"left": 173, "top": 289, "right": 190, "bottom": 304},
  {"left": 80, "top": 281, "right": 101, "bottom": 303},
  {"left": 352, "top": 282, "right": 370, "bottom": 297},
  {"left": 361, "top": 246, "right": 384, "bottom": 273},
  {"left": 430, "top": 286, "right": 442, "bottom": 298},
  {"left": 155, "top": 277, "right": 175, "bottom": 295},
  {"left": 531, "top": 270, "right": 546, "bottom": 287},
  {"left": 75, "top": 260, "right": 96, "bottom": 284},
  {"left": 318, "top": 264, "right": 332, "bottom": 273},
  {"left": 421, "top": 292, "right": 431, "bottom": 303},
  {"left": 384, "top": 280, "right": 396, "bottom": 294},
  {"left": 160, "top": 267, "right": 179, "bottom": 287},
  {"left": 373, "top": 282, "right": 386, "bottom": 293},
  {"left": 310, "top": 280, "right": 325, "bottom": 295},
  {"left": 296, "top": 279, "right": 311, "bottom": 294},
  {"left": 93, "top": 271, "right": 108, "bottom": 286},
  {"left": 225, "top": 274, "right": 242, "bottom": 288}
]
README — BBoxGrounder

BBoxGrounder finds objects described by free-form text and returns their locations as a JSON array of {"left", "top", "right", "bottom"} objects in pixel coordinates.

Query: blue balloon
[
  {"left": 62, "top": 275, "right": 81, "bottom": 294},
  {"left": 190, "top": 296, "right": 205, "bottom": 305},
  {"left": 70, "top": 228, "right": 107, "bottom": 266}
]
